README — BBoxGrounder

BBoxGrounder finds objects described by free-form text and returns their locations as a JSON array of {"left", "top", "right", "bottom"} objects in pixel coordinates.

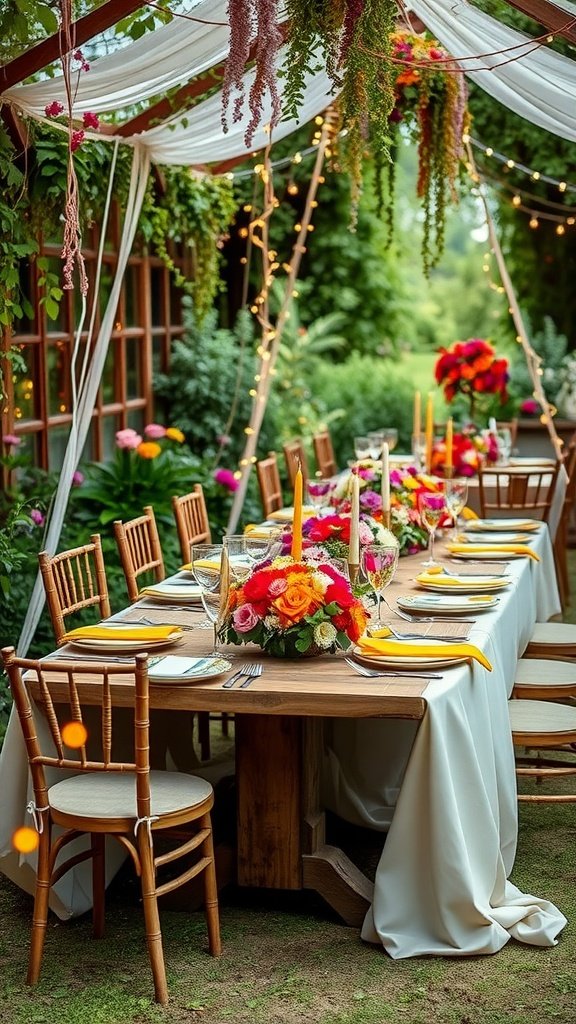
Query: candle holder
[{"left": 382, "top": 510, "right": 391, "bottom": 530}]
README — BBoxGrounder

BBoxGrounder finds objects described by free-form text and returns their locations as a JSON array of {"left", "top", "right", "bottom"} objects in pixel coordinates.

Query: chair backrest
[
  {"left": 282, "top": 438, "right": 310, "bottom": 490},
  {"left": 172, "top": 485, "right": 212, "bottom": 563},
  {"left": 38, "top": 535, "right": 111, "bottom": 644},
  {"left": 313, "top": 430, "right": 338, "bottom": 478},
  {"left": 114, "top": 505, "right": 165, "bottom": 603},
  {"left": 477, "top": 463, "right": 560, "bottom": 521},
  {"left": 256, "top": 452, "right": 283, "bottom": 518},
  {"left": 561, "top": 432, "right": 576, "bottom": 514},
  {"left": 1, "top": 647, "right": 151, "bottom": 819}
]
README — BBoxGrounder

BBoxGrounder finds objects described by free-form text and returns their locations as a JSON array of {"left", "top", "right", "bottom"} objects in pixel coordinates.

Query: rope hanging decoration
[
  {"left": 59, "top": 0, "right": 88, "bottom": 297},
  {"left": 226, "top": 109, "right": 339, "bottom": 535},
  {"left": 464, "top": 139, "right": 563, "bottom": 461}
]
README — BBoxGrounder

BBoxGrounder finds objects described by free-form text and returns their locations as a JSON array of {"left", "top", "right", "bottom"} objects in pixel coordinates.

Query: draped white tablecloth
[{"left": 323, "top": 525, "right": 568, "bottom": 956}]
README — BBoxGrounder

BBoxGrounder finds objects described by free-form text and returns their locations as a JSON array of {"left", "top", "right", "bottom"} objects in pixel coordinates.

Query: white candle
[
  {"left": 381, "top": 442, "right": 390, "bottom": 513},
  {"left": 489, "top": 417, "right": 497, "bottom": 435},
  {"left": 348, "top": 473, "right": 360, "bottom": 566}
]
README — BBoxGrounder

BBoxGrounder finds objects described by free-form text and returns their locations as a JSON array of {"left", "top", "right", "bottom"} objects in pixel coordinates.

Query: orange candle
[
  {"left": 348, "top": 473, "right": 360, "bottom": 567},
  {"left": 291, "top": 466, "right": 303, "bottom": 560},
  {"left": 425, "top": 393, "right": 434, "bottom": 474},
  {"left": 445, "top": 417, "right": 453, "bottom": 474}
]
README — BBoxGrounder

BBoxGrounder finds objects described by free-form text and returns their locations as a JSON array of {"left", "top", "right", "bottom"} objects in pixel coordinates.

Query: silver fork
[
  {"left": 238, "top": 663, "right": 263, "bottom": 688},
  {"left": 344, "top": 657, "right": 442, "bottom": 680},
  {"left": 222, "top": 662, "right": 261, "bottom": 688}
]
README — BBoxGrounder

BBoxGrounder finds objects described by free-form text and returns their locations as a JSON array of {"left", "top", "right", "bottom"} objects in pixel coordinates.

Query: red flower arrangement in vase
[{"left": 434, "top": 339, "right": 509, "bottom": 419}]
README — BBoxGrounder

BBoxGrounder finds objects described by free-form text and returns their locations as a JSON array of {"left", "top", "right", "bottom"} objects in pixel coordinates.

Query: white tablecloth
[{"left": 323, "top": 525, "right": 567, "bottom": 956}]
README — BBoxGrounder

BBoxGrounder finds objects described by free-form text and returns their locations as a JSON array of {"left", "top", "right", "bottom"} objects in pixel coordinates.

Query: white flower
[
  {"left": 313, "top": 621, "right": 338, "bottom": 649},
  {"left": 264, "top": 613, "right": 281, "bottom": 630},
  {"left": 392, "top": 506, "right": 409, "bottom": 526}
]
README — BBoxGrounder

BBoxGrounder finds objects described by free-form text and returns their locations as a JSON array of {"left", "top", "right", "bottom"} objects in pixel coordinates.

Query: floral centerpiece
[
  {"left": 331, "top": 463, "right": 443, "bottom": 555},
  {"left": 431, "top": 427, "right": 498, "bottom": 477},
  {"left": 279, "top": 512, "right": 396, "bottom": 562},
  {"left": 221, "top": 557, "right": 369, "bottom": 658},
  {"left": 435, "top": 339, "right": 509, "bottom": 420}
]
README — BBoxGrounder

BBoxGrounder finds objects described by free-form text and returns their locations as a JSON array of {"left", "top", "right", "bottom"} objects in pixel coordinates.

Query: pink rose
[
  {"left": 232, "top": 604, "right": 260, "bottom": 633},
  {"left": 143, "top": 423, "right": 167, "bottom": 439},
  {"left": 2, "top": 434, "right": 21, "bottom": 447},
  {"left": 116, "top": 428, "right": 142, "bottom": 450}
]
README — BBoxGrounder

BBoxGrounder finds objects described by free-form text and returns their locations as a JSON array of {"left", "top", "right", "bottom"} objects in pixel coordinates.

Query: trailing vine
[{"left": 139, "top": 169, "right": 238, "bottom": 320}]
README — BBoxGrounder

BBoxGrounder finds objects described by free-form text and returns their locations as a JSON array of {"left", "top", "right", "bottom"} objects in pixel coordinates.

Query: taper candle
[
  {"left": 291, "top": 466, "right": 303, "bottom": 560},
  {"left": 445, "top": 417, "right": 453, "bottom": 474},
  {"left": 425, "top": 393, "right": 434, "bottom": 474},
  {"left": 381, "top": 442, "right": 390, "bottom": 513},
  {"left": 348, "top": 473, "right": 360, "bottom": 567}
]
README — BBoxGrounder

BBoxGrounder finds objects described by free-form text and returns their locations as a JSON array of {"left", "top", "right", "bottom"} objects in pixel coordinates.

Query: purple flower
[
  {"left": 214, "top": 467, "right": 238, "bottom": 492},
  {"left": 360, "top": 490, "right": 382, "bottom": 513},
  {"left": 72, "top": 470, "right": 84, "bottom": 486},
  {"left": 2, "top": 434, "right": 21, "bottom": 447},
  {"left": 143, "top": 423, "right": 166, "bottom": 439},
  {"left": 390, "top": 469, "right": 403, "bottom": 487},
  {"left": 233, "top": 603, "right": 260, "bottom": 633},
  {"left": 31, "top": 509, "right": 45, "bottom": 526}
]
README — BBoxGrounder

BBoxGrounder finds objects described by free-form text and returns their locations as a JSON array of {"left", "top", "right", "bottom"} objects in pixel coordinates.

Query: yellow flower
[
  {"left": 138, "top": 441, "right": 161, "bottom": 459},
  {"left": 165, "top": 427, "right": 185, "bottom": 443}
]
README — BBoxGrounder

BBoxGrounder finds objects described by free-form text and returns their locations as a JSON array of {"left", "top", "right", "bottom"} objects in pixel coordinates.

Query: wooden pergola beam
[
  {"left": 0, "top": 0, "right": 146, "bottom": 92},
  {"left": 502, "top": 0, "right": 576, "bottom": 46}
]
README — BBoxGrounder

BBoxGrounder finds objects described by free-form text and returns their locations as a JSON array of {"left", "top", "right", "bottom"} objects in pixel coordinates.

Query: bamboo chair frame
[
  {"left": 256, "top": 452, "right": 284, "bottom": 519},
  {"left": 282, "top": 438, "right": 310, "bottom": 491},
  {"left": 38, "top": 535, "right": 111, "bottom": 643},
  {"left": 312, "top": 430, "right": 338, "bottom": 478},
  {"left": 2, "top": 647, "right": 221, "bottom": 1005},
  {"left": 172, "top": 485, "right": 212, "bottom": 564},
  {"left": 477, "top": 462, "right": 560, "bottom": 522},
  {"left": 113, "top": 505, "right": 165, "bottom": 603}
]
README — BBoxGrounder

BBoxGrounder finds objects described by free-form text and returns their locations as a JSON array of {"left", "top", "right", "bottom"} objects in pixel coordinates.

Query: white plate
[
  {"left": 450, "top": 549, "right": 527, "bottom": 561},
  {"left": 509, "top": 457, "right": 556, "bottom": 468},
  {"left": 70, "top": 634, "right": 184, "bottom": 653},
  {"left": 147, "top": 655, "right": 232, "bottom": 684},
  {"left": 267, "top": 506, "right": 316, "bottom": 523},
  {"left": 416, "top": 576, "right": 510, "bottom": 593},
  {"left": 140, "top": 580, "right": 203, "bottom": 603},
  {"left": 398, "top": 594, "right": 500, "bottom": 614},
  {"left": 461, "top": 532, "right": 533, "bottom": 544},
  {"left": 352, "top": 645, "right": 466, "bottom": 670},
  {"left": 465, "top": 518, "right": 541, "bottom": 532}
]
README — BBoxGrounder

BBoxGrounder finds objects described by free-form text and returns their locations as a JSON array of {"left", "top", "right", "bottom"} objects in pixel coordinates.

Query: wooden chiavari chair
[
  {"left": 282, "top": 438, "right": 310, "bottom": 491},
  {"left": 172, "top": 484, "right": 212, "bottom": 564},
  {"left": 256, "top": 451, "right": 284, "bottom": 519},
  {"left": 312, "top": 430, "right": 338, "bottom": 478},
  {"left": 113, "top": 505, "right": 165, "bottom": 604},
  {"left": 38, "top": 535, "right": 111, "bottom": 643},
  {"left": 2, "top": 647, "right": 221, "bottom": 1005},
  {"left": 477, "top": 462, "right": 560, "bottom": 522}
]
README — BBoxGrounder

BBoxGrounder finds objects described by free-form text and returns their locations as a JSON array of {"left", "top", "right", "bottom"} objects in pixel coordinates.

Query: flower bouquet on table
[
  {"left": 279, "top": 512, "right": 396, "bottom": 563},
  {"left": 220, "top": 556, "right": 369, "bottom": 658},
  {"left": 431, "top": 425, "right": 498, "bottom": 478},
  {"left": 435, "top": 338, "right": 509, "bottom": 420}
]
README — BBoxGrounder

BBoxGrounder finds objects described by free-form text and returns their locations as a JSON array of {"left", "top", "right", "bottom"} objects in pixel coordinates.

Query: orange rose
[
  {"left": 273, "top": 581, "right": 323, "bottom": 626},
  {"left": 348, "top": 603, "right": 370, "bottom": 642}
]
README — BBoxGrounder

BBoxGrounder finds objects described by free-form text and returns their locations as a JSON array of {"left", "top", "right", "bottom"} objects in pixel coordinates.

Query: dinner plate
[
  {"left": 461, "top": 532, "right": 533, "bottom": 544},
  {"left": 416, "top": 575, "right": 510, "bottom": 593},
  {"left": 397, "top": 594, "right": 500, "bottom": 614},
  {"left": 509, "top": 457, "right": 556, "bottom": 468},
  {"left": 147, "top": 655, "right": 232, "bottom": 684},
  {"left": 464, "top": 518, "right": 541, "bottom": 532},
  {"left": 450, "top": 549, "right": 527, "bottom": 561},
  {"left": 69, "top": 634, "right": 184, "bottom": 653},
  {"left": 140, "top": 580, "right": 203, "bottom": 603},
  {"left": 352, "top": 644, "right": 466, "bottom": 670}
]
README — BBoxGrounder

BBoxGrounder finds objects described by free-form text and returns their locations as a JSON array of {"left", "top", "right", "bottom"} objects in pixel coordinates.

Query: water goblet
[
  {"left": 444, "top": 478, "right": 469, "bottom": 541},
  {"left": 354, "top": 436, "right": 372, "bottom": 462},
  {"left": 381, "top": 428, "right": 398, "bottom": 453},
  {"left": 190, "top": 543, "right": 227, "bottom": 652},
  {"left": 307, "top": 477, "right": 336, "bottom": 511},
  {"left": 360, "top": 543, "right": 399, "bottom": 631},
  {"left": 367, "top": 431, "right": 385, "bottom": 461},
  {"left": 419, "top": 491, "right": 446, "bottom": 567}
]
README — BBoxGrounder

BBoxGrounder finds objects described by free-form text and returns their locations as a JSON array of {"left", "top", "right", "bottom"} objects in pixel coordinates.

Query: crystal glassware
[
  {"left": 381, "top": 428, "right": 398, "bottom": 452},
  {"left": 360, "top": 543, "right": 399, "bottom": 630},
  {"left": 354, "top": 436, "right": 372, "bottom": 461},
  {"left": 307, "top": 477, "right": 336, "bottom": 511},
  {"left": 367, "top": 431, "right": 385, "bottom": 461},
  {"left": 444, "top": 478, "right": 469, "bottom": 541},
  {"left": 419, "top": 491, "right": 446, "bottom": 567},
  {"left": 496, "top": 428, "right": 512, "bottom": 466},
  {"left": 190, "top": 543, "right": 227, "bottom": 653}
]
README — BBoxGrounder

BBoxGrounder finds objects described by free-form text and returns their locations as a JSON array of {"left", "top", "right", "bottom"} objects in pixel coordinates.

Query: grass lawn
[{"left": 1, "top": 560, "right": 576, "bottom": 1024}]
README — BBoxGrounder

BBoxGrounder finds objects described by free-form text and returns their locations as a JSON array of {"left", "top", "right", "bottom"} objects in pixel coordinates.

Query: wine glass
[
  {"left": 367, "top": 431, "right": 385, "bottom": 461},
  {"left": 360, "top": 543, "right": 399, "bottom": 630},
  {"left": 190, "top": 543, "right": 227, "bottom": 652},
  {"left": 381, "top": 428, "right": 398, "bottom": 453},
  {"left": 444, "top": 478, "right": 468, "bottom": 541},
  {"left": 496, "top": 428, "right": 512, "bottom": 466},
  {"left": 419, "top": 491, "right": 446, "bottom": 567},
  {"left": 354, "top": 436, "right": 372, "bottom": 461},
  {"left": 223, "top": 532, "right": 281, "bottom": 582},
  {"left": 307, "top": 477, "right": 336, "bottom": 511}
]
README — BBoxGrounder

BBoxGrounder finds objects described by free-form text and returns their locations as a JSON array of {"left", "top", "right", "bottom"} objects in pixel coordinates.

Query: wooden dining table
[{"left": 1, "top": 526, "right": 567, "bottom": 956}]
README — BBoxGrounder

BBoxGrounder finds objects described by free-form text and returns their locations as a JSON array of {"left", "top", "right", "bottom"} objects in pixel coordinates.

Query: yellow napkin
[
  {"left": 416, "top": 571, "right": 503, "bottom": 588},
  {"left": 267, "top": 507, "right": 316, "bottom": 522},
  {"left": 447, "top": 542, "right": 540, "bottom": 562},
  {"left": 461, "top": 506, "right": 479, "bottom": 521},
  {"left": 243, "top": 525, "right": 277, "bottom": 538},
  {"left": 179, "top": 558, "right": 221, "bottom": 572},
  {"left": 357, "top": 636, "right": 492, "bottom": 670},
  {"left": 63, "top": 624, "right": 182, "bottom": 642}
]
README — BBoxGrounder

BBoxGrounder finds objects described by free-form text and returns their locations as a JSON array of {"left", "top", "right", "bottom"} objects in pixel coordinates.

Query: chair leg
[
  {"left": 91, "top": 833, "right": 106, "bottom": 938},
  {"left": 198, "top": 712, "right": 211, "bottom": 761},
  {"left": 199, "top": 812, "right": 222, "bottom": 957},
  {"left": 138, "top": 831, "right": 169, "bottom": 1005},
  {"left": 27, "top": 826, "right": 52, "bottom": 985},
  {"left": 221, "top": 712, "right": 230, "bottom": 738}
]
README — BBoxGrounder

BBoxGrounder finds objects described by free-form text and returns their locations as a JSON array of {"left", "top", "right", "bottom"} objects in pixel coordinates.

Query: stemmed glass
[
  {"left": 419, "top": 491, "right": 447, "bottom": 567},
  {"left": 381, "top": 428, "right": 398, "bottom": 453},
  {"left": 223, "top": 532, "right": 281, "bottom": 583},
  {"left": 354, "top": 436, "right": 372, "bottom": 461},
  {"left": 307, "top": 477, "right": 336, "bottom": 511},
  {"left": 367, "top": 431, "right": 385, "bottom": 461},
  {"left": 360, "top": 543, "right": 399, "bottom": 630},
  {"left": 190, "top": 543, "right": 227, "bottom": 653},
  {"left": 496, "top": 428, "right": 512, "bottom": 466},
  {"left": 444, "top": 478, "right": 468, "bottom": 541}
]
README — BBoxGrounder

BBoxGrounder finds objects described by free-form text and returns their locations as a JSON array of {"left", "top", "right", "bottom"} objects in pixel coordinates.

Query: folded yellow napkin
[
  {"left": 179, "top": 558, "right": 221, "bottom": 572},
  {"left": 415, "top": 571, "right": 502, "bottom": 588},
  {"left": 447, "top": 542, "right": 540, "bottom": 561},
  {"left": 461, "top": 506, "right": 479, "bottom": 521},
  {"left": 357, "top": 636, "right": 492, "bottom": 670},
  {"left": 243, "top": 526, "right": 276, "bottom": 538},
  {"left": 63, "top": 624, "right": 182, "bottom": 642}
]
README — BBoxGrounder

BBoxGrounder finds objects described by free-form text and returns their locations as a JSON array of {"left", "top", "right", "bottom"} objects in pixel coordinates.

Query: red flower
[
  {"left": 70, "top": 130, "right": 85, "bottom": 152},
  {"left": 82, "top": 111, "right": 100, "bottom": 130},
  {"left": 45, "top": 101, "right": 64, "bottom": 117}
]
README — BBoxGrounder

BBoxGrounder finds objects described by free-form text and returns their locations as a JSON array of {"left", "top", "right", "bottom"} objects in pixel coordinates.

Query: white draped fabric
[{"left": 411, "top": 0, "right": 576, "bottom": 142}]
